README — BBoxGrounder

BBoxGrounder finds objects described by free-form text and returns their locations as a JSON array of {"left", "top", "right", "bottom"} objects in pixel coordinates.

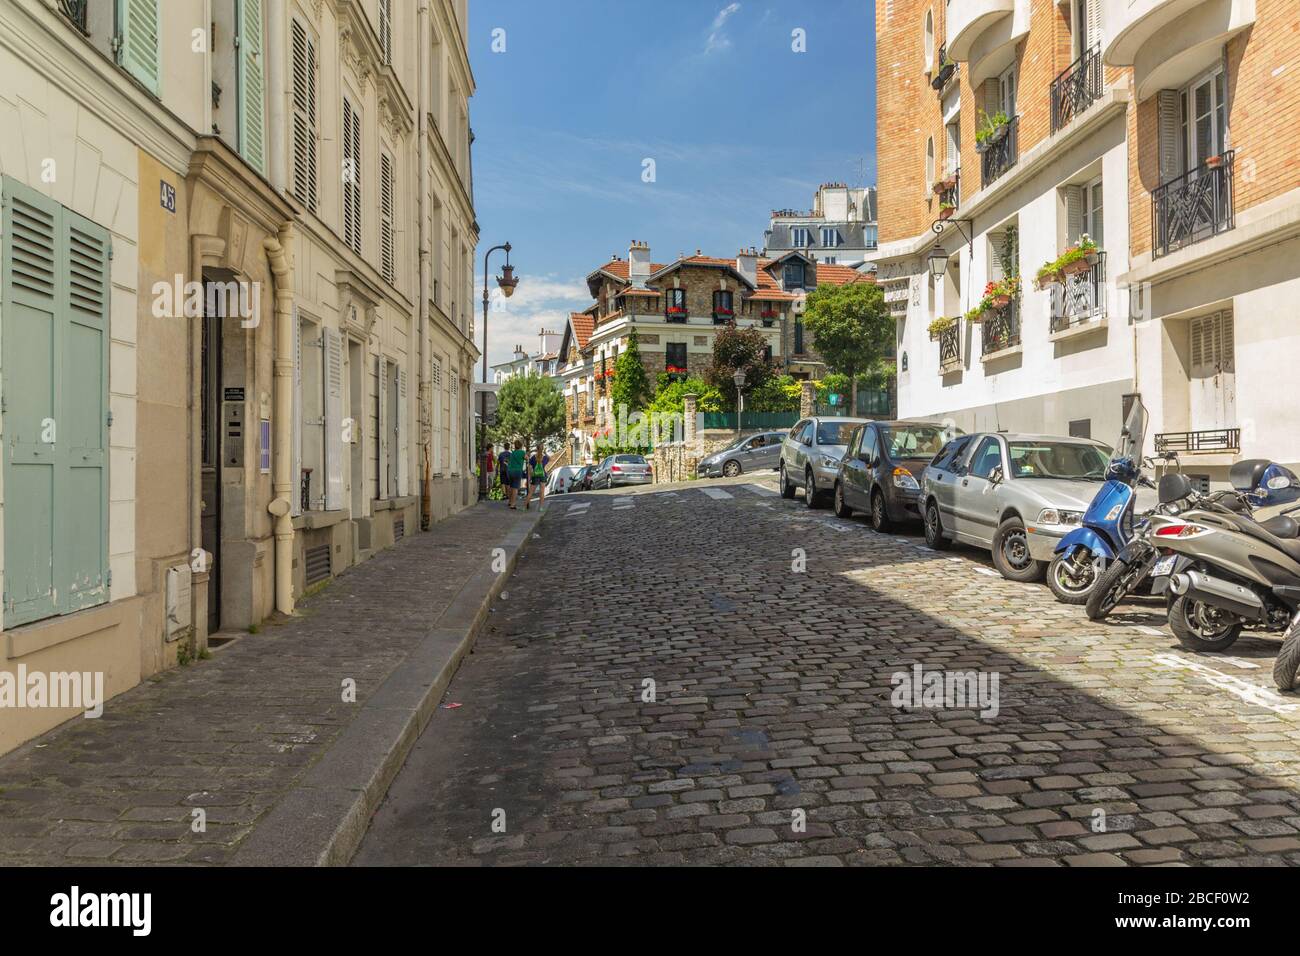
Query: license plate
[{"left": 1152, "top": 555, "right": 1176, "bottom": 577}]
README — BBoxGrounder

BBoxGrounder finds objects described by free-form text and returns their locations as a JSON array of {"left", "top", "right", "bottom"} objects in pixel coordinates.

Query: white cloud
[
  {"left": 706, "top": 2, "right": 741, "bottom": 53},
  {"left": 473, "top": 271, "right": 590, "bottom": 377}
]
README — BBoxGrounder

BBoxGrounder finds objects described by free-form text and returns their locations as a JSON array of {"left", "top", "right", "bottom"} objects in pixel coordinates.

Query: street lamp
[
  {"left": 927, "top": 244, "right": 949, "bottom": 279},
  {"left": 732, "top": 368, "right": 746, "bottom": 440},
  {"left": 480, "top": 242, "right": 517, "bottom": 499}
]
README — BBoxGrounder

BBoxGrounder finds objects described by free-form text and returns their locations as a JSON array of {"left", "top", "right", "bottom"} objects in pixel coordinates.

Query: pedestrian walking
[
  {"left": 505, "top": 440, "right": 526, "bottom": 510},
  {"left": 527, "top": 446, "right": 550, "bottom": 510}
]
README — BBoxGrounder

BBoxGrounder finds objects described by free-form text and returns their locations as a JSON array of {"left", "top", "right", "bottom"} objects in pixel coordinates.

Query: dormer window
[
  {"left": 821, "top": 228, "right": 841, "bottom": 248},
  {"left": 791, "top": 227, "right": 811, "bottom": 248},
  {"left": 783, "top": 262, "right": 806, "bottom": 290}
]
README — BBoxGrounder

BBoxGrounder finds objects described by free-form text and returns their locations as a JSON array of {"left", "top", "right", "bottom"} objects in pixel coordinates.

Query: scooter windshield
[{"left": 1114, "top": 400, "right": 1148, "bottom": 462}]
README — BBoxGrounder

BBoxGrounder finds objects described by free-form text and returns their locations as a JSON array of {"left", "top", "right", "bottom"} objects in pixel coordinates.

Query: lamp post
[
  {"left": 732, "top": 368, "right": 746, "bottom": 441},
  {"left": 480, "top": 242, "right": 517, "bottom": 499}
]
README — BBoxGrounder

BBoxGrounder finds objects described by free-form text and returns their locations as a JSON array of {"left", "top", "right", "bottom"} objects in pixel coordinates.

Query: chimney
[
  {"left": 629, "top": 240, "right": 651, "bottom": 287},
  {"left": 736, "top": 247, "right": 758, "bottom": 287}
]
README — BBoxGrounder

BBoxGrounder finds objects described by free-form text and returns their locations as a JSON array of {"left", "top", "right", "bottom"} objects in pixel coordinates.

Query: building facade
[
  {"left": 557, "top": 242, "right": 869, "bottom": 463},
  {"left": 877, "top": 0, "right": 1300, "bottom": 485},
  {"left": 764, "top": 183, "right": 879, "bottom": 267},
  {"left": 0, "top": 0, "right": 477, "bottom": 756},
  {"left": 490, "top": 327, "right": 563, "bottom": 383}
]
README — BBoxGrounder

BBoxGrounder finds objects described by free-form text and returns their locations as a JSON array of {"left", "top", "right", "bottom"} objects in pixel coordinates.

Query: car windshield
[
  {"left": 816, "top": 422, "right": 855, "bottom": 446},
  {"left": 615, "top": 455, "right": 646, "bottom": 464},
  {"left": 880, "top": 425, "right": 950, "bottom": 459},
  {"left": 1007, "top": 441, "right": 1111, "bottom": 480}
]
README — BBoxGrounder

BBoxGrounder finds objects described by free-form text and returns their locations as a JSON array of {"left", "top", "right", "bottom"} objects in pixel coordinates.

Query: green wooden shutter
[
  {"left": 1, "top": 177, "right": 109, "bottom": 628},
  {"left": 116, "top": 0, "right": 161, "bottom": 96},
  {"left": 237, "top": 0, "right": 267, "bottom": 175}
]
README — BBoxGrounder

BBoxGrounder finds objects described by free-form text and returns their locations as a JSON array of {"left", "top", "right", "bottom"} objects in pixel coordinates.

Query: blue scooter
[{"left": 1046, "top": 402, "right": 1150, "bottom": 604}]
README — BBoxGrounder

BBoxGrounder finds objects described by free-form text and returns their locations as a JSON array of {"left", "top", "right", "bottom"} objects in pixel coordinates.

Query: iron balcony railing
[
  {"left": 981, "top": 116, "right": 1019, "bottom": 189},
  {"left": 1051, "top": 44, "right": 1103, "bottom": 134},
  {"left": 938, "top": 324, "right": 961, "bottom": 370},
  {"left": 1050, "top": 251, "right": 1107, "bottom": 333},
  {"left": 1155, "top": 429, "right": 1241, "bottom": 453},
  {"left": 58, "top": 0, "right": 90, "bottom": 34},
  {"left": 981, "top": 299, "right": 1021, "bottom": 356},
  {"left": 1153, "top": 151, "right": 1235, "bottom": 259},
  {"left": 938, "top": 169, "right": 961, "bottom": 212},
  {"left": 932, "top": 43, "right": 959, "bottom": 93}
]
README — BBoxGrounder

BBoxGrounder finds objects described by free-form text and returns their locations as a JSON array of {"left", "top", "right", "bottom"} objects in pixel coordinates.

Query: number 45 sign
[{"left": 160, "top": 180, "right": 176, "bottom": 214}]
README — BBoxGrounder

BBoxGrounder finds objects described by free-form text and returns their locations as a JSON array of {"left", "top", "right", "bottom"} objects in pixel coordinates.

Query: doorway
[{"left": 200, "top": 279, "right": 224, "bottom": 634}]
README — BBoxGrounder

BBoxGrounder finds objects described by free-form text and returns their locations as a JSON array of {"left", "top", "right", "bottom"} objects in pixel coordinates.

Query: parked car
[
  {"left": 833, "top": 420, "right": 964, "bottom": 531},
  {"left": 591, "top": 454, "right": 652, "bottom": 489},
  {"left": 697, "top": 431, "right": 786, "bottom": 478},
  {"left": 779, "top": 416, "right": 867, "bottom": 507},
  {"left": 571, "top": 464, "right": 593, "bottom": 491},
  {"left": 546, "top": 465, "right": 584, "bottom": 495},
  {"left": 921, "top": 432, "right": 1113, "bottom": 581}
]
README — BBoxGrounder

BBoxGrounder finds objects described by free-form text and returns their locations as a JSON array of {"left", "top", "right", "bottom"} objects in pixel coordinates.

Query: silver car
[
  {"left": 591, "top": 453, "right": 652, "bottom": 489},
  {"left": 779, "top": 416, "right": 867, "bottom": 508},
  {"left": 921, "top": 432, "right": 1113, "bottom": 581},
  {"left": 697, "top": 431, "right": 786, "bottom": 478}
]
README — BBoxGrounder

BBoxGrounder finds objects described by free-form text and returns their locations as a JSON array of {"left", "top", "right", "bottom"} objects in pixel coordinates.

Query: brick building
[
  {"left": 876, "top": 0, "right": 1300, "bottom": 482},
  {"left": 557, "top": 242, "right": 870, "bottom": 463}
]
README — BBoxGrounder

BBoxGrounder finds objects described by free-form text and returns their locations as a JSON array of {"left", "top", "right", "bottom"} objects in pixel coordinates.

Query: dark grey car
[
  {"left": 833, "top": 420, "right": 962, "bottom": 531},
  {"left": 697, "top": 431, "right": 785, "bottom": 478}
]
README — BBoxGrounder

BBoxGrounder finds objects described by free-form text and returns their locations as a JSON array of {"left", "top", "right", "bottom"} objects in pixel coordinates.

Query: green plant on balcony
[
  {"left": 939, "top": 200, "right": 956, "bottom": 220},
  {"left": 928, "top": 315, "right": 958, "bottom": 339},
  {"left": 1038, "top": 234, "right": 1100, "bottom": 285},
  {"left": 974, "top": 109, "right": 1010, "bottom": 152}
]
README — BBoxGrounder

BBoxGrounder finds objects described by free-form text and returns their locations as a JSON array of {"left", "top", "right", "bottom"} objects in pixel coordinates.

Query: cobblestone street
[{"left": 356, "top": 478, "right": 1300, "bottom": 866}]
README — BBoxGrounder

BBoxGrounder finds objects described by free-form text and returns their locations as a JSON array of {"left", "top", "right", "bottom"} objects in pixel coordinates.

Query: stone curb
[{"left": 230, "top": 506, "right": 544, "bottom": 866}]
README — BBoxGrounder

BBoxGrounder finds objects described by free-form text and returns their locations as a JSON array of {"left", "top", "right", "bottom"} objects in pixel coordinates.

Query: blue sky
[{"left": 469, "top": 0, "right": 876, "bottom": 376}]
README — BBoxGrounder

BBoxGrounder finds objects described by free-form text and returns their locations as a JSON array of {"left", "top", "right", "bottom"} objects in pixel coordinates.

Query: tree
[
  {"left": 493, "top": 374, "right": 566, "bottom": 454},
  {"left": 610, "top": 327, "right": 651, "bottom": 413},
  {"left": 802, "top": 280, "right": 892, "bottom": 411},
  {"left": 703, "top": 322, "right": 776, "bottom": 410}
]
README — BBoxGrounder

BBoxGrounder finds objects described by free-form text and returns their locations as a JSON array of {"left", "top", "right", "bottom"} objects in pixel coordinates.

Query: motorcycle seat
[{"left": 1260, "top": 515, "right": 1300, "bottom": 540}]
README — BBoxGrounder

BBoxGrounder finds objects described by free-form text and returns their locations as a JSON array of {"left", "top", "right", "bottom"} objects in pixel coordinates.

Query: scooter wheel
[
  {"left": 1047, "top": 554, "right": 1095, "bottom": 605},
  {"left": 1169, "top": 594, "right": 1243, "bottom": 653},
  {"left": 1085, "top": 557, "right": 1135, "bottom": 621},
  {"left": 1274, "top": 621, "right": 1300, "bottom": 691}
]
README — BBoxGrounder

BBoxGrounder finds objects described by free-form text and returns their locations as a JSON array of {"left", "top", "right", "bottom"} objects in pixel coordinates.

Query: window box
[{"left": 939, "top": 203, "right": 956, "bottom": 220}]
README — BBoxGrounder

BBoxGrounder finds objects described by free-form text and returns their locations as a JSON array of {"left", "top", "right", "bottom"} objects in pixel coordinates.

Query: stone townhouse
[
  {"left": 878, "top": 0, "right": 1300, "bottom": 484},
  {"left": 557, "top": 242, "right": 870, "bottom": 463},
  {"left": 0, "top": 0, "right": 476, "bottom": 756}
]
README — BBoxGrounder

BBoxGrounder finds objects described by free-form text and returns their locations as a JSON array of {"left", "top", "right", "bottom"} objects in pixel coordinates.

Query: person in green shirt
[{"left": 505, "top": 440, "right": 526, "bottom": 510}]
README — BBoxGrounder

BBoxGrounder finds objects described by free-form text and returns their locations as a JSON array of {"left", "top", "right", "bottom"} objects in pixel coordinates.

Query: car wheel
[
  {"left": 779, "top": 463, "right": 795, "bottom": 499},
  {"left": 1169, "top": 594, "right": 1242, "bottom": 652},
  {"left": 924, "top": 500, "right": 950, "bottom": 550},
  {"left": 803, "top": 469, "right": 821, "bottom": 508},
  {"left": 833, "top": 481, "right": 853, "bottom": 519},
  {"left": 723, "top": 460, "right": 741, "bottom": 478},
  {"left": 1048, "top": 551, "right": 1099, "bottom": 605},
  {"left": 991, "top": 517, "right": 1045, "bottom": 582},
  {"left": 870, "top": 489, "right": 894, "bottom": 533}
]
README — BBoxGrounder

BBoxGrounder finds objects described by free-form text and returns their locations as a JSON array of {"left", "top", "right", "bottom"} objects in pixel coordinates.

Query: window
[
  {"left": 945, "top": 119, "right": 961, "bottom": 176},
  {"left": 815, "top": 421, "right": 856, "bottom": 446},
  {"left": 1081, "top": 176, "right": 1103, "bottom": 246},
  {"left": 998, "top": 64, "right": 1017, "bottom": 119},
  {"left": 821, "top": 227, "right": 841, "bottom": 248},
  {"left": 379, "top": 0, "right": 393, "bottom": 66},
  {"left": 712, "top": 290, "right": 733, "bottom": 320},
  {"left": 430, "top": 28, "right": 442, "bottom": 129},
  {"left": 1007, "top": 441, "right": 1110, "bottom": 479},
  {"left": 1, "top": 177, "right": 110, "bottom": 628},
  {"left": 925, "top": 137, "right": 936, "bottom": 189},
  {"left": 380, "top": 151, "right": 396, "bottom": 284},
  {"left": 291, "top": 19, "right": 319, "bottom": 211},
  {"left": 665, "top": 342, "right": 687, "bottom": 373},
  {"left": 783, "top": 262, "right": 805, "bottom": 290},
  {"left": 924, "top": 9, "right": 935, "bottom": 70},
  {"left": 1189, "top": 311, "right": 1236, "bottom": 432},
  {"left": 665, "top": 288, "right": 687, "bottom": 318},
  {"left": 297, "top": 318, "right": 326, "bottom": 510},
  {"left": 933, "top": 436, "right": 973, "bottom": 473},
  {"left": 970, "top": 438, "right": 1003, "bottom": 479},
  {"left": 230, "top": 0, "right": 267, "bottom": 175},
  {"left": 792, "top": 227, "right": 811, "bottom": 248},
  {"left": 342, "top": 96, "right": 362, "bottom": 254},
  {"left": 794, "top": 317, "right": 805, "bottom": 353},
  {"left": 861, "top": 427, "right": 880, "bottom": 463},
  {"left": 1183, "top": 69, "right": 1227, "bottom": 170}
]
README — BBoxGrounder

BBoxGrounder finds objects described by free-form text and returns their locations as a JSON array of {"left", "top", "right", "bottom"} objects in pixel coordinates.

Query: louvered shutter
[
  {"left": 379, "top": 0, "right": 392, "bottom": 65},
  {"left": 380, "top": 153, "right": 395, "bottom": 284},
  {"left": 982, "top": 78, "right": 1000, "bottom": 124},
  {"left": 324, "top": 328, "right": 344, "bottom": 510},
  {"left": 397, "top": 367, "right": 409, "bottom": 495},
  {"left": 237, "top": 0, "right": 267, "bottom": 175},
  {"left": 450, "top": 371, "right": 460, "bottom": 474},
  {"left": 291, "top": 20, "right": 318, "bottom": 211},
  {"left": 1, "top": 179, "right": 110, "bottom": 627},
  {"left": 1087, "top": 0, "right": 1103, "bottom": 57},
  {"left": 1157, "top": 90, "right": 1182, "bottom": 183},
  {"left": 431, "top": 356, "right": 443, "bottom": 474},
  {"left": 377, "top": 356, "right": 388, "bottom": 499},
  {"left": 116, "top": 0, "right": 161, "bottom": 96},
  {"left": 291, "top": 311, "right": 303, "bottom": 515},
  {"left": 989, "top": 231, "right": 1006, "bottom": 281},
  {"left": 1064, "top": 185, "right": 1084, "bottom": 243},
  {"left": 343, "top": 99, "right": 362, "bottom": 254}
]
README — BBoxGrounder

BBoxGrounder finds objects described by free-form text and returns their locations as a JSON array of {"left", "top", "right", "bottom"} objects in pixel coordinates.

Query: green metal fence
[
  {"left": 815, "top": 389, "right": 893, "bottom": 419},
  {"left": 700, "top": 411, "right": 800, "bottom": 430}
]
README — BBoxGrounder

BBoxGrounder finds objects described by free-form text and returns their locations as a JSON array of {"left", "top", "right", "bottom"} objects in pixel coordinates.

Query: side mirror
[{"left": 989, "top": 465, "right": 1004, "bottom": 485}]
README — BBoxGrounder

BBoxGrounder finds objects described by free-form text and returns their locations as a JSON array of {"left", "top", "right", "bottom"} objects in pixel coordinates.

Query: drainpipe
[
  {"left": 417, "top": 0, "right": 432, "bottom": 529},
  {"left": 265, "top": 224, "right": 296, "bottom": 615}
]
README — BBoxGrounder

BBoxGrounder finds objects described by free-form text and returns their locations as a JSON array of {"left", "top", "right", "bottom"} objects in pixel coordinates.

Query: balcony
[
  {"left": 1152, "top": 152, "right": 1234, "bottom": 259},
  {"left": 1050, "top": 252, "right": 1107, "bottom": 334},
  {"left": 1051, "top": 45, "right": 1104, "bottom": 134},
  {"left": 946, "top": 0, "right": 1015, "bottom": 61},
  {"left": 980, "top": 116, "right": 1018, "bottom": 189},
  {"left": 980, "top": 300, "right": 1021, "bottom": 357},
  {"left": 938, "top": 324, "right": 962, "bottom": 373},
  {"left": 57, "top": 0, "right": 89, "bottom": 34},
  {"left": 935, "top": 169, "right": 961, "bottom": 214},
  {"left": 664, "top": 309, "right": 688, "bottom": 324},
  {"left": 931, "top": 44, "right": 960, "bottom": 94},
  {"left": 1155, "top": 428, "right": 1241, "bottom": 454},
  {"left": 1103, "top": 0, "right": 1255, "bottom": 99}
]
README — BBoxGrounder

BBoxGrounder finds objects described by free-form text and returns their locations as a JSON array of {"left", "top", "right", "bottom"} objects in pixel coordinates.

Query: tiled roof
[
  {"left": 814, "top": 262, "right": 874, "bottom": 286},
  {"left": 569, "top": 311, "right": 594, "bottom": 350}
]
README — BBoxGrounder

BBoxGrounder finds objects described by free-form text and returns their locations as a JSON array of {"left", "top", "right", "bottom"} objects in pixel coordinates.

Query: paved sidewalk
[{"left": 0, "top": 501, "right": 541, "bottom": 865}]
